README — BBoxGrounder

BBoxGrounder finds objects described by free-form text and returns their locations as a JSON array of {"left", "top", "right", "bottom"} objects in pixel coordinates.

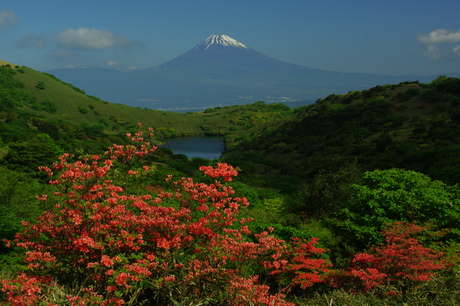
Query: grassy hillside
[
  {"left": 0, "top": 63, "right": 292, "bottom": 143},
  {"left": 12, "top": 66, "right": 227, "bottom": 137}
]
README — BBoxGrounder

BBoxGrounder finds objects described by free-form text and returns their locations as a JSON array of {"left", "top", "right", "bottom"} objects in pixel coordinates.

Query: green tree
[
  {"left": 35, "top": 81, "right": 46, "bottom": 90},
  {"left": 0, "top": 167, "right": 49, "bottom": 253},
  {"left": 1, "top": 136, "right": 61, "bottom": 180},
  {"left": 293, "top": 161, "right": 362, "bottom": 219},
  {"left": 77, "top": 106, "right": 88, "bottom": 114},
  {"left": 338, "top": 169, "right": 460, "bottom": 247},
  {"left": 30, "top": 98, "right": 57, "bottom": 113}
]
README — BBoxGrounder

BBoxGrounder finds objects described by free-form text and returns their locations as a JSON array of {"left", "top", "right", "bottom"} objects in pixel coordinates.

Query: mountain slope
[
  {"left": 222, "top": 77, "right": 460, "bottom": 186},
  {"left": 46, "top": 34, "right": 453, "bottom": 111},
  {"left": 1, "top": 64, "right": 295, "bottom": 142}
]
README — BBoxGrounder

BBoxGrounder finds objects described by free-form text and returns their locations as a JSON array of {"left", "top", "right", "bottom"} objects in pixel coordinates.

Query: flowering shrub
[
  {"left": 228, "top": 276, "right": 292, "bottom": 306},
  {"left": 269, "top": 237, "right": 332, "bottom": 290},
  {"left": 348, "top": 222, "right": 446, "bottom": 293},
  {"left": 1, "top": 273, "right": 52, "bottom": 306},
  {"left": 2, "top": 124, "right": 332, "bottom": 305},
  {"left": 199, "top": 163, "right": 238, "bottom": 181}
]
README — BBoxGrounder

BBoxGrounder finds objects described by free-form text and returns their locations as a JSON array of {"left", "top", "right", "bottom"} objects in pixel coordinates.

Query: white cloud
[
  {"left": 17, "top": 33, "right": 51, "bottom": 48},
  {"left": 423, "top": 44, "right": 443, "bottom": 60},
  {"left": 453, "top": 45, "right": 460, "bottom": 57},
  {"left": 418, "top": 29, "right": 460, "bottom": 44},
  {"left": 106, "top": 61, "right": 118, "bottom": 67},
  {"left": 126, "top": 66, "right": 137, "bottom": 70},
  {"left": 0, "top": 9, "right": 17, "bottom": 28},
  {"left": 56, "top": 27, "right": 143, "bottom": 50}
]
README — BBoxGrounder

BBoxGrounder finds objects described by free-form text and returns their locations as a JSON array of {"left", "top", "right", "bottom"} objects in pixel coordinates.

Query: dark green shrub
[
  {"left": 30, "top": 98, "right": 57, "bottom": 113},
  {"left": 434, "top": 102, "right": 449, "bottom": 113},
  {"left": 77, "top": 107, "right": 88, "bottom": 114},
  {"left": 35, "top": 81, "right": 46, "bottom": 90}
]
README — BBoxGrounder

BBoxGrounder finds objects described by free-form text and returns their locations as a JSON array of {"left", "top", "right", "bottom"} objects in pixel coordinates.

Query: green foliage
[
  {"left": 224, "top": 95, "right": 395, "bottom": 180},
  {"left": 30, "top": 98, "right": 57, "bottom": 113},
  {"left": 0, "top": 67, "right": 24, "bottom": 90},
  {"left": 0, "top": 136, "right": 61, "bottom": 180},
  {"left": 229, "top": 181, "right": 264, "bottom": 208},
  {"left": 293, "top": 161, "right": 363, "bottom": 219},
  {"left": 433, "top": 102, "right": 449, "bottom": 113},
  {"left": 31, "top": 119, "right": 59, "bottom": 139},
  {"left": 7, "top": 91, "right": 36, "bottom": 108},
  {"left": 338, "top": 169, "right": 460, "bottom": 247},
  {"left": 77, "top": 106, "right": 88, "bottom": 114},
  {"left": 0, "top": 167, "right": 50, "bottom": 253},
  {"left": 223, "top": 78, "right": 460, "bottom": 192},
  {"left": 428, "top": 75, "right": 448, "bottom": 87},
  {"left": 264, "top": 197, "right": 284, "bottom": 215},
  {"left": 396, "top": 88, "right": 420, "bottom": 102},
  {"left": 293, "top": 272, "right": 460, "bottom": 306},
  {"left": 35, "top": 81, "right": 46, "bottom": 90},
  {"left": 421, "top": 88, "right": 455, "bottom": 104},
  {"left": 437, "top": 77, "right": 460, "bottom": 95},
  {"left": 422, "top": 76, "right": 460, "bottom": 104}
]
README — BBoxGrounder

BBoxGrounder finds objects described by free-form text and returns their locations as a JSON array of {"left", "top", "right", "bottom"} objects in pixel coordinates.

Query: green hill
[
  {"left": 0, "top": 63, "right": 293, "bottom": 150},
  {"left": 3, "top": 62, "right": 460, "bottom": 187},
  {"left": 9, "top": 65, "right": 231, "bottom": 137},
  {"left": 222, "top": 77, "right": 460, "bottom": 186}
]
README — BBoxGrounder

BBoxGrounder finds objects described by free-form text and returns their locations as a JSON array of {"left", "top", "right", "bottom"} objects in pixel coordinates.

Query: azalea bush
[
  {"left": 269, "top": 237, "right": 332, "bottom": 291},
  {"left": 345, "top": 222, "right": 448, "bottom": 295},
  {"left": 1, "top": 124, "right": 330, "bottom": 305}
]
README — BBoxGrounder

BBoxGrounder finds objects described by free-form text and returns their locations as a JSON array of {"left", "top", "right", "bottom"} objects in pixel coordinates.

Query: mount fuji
[{"left": 47, "top": 34, "right": 443, "bottom": 111}]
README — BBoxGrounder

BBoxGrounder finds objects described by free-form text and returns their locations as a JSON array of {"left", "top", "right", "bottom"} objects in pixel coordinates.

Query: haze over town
[{"left": 0, "top": 0, "right": 459, "bottom": 76}]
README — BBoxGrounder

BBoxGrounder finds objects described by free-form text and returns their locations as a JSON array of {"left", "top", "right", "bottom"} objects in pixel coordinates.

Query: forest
[{"left": 0, "top": 63, "right": 460, "bottom": 305}]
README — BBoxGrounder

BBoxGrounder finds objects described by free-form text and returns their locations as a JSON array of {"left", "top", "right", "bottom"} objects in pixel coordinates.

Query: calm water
[{"left": 159, "top": 136, "right": 225, "bottom": 160}]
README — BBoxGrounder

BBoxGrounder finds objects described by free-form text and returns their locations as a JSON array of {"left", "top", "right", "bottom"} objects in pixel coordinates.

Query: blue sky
[{"left": 1, "top": 0, "right": 459, "bottom": 76}]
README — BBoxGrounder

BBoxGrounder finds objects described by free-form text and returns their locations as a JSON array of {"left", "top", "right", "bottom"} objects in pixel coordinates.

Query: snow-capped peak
[{"left": 196, "top": 34, "right": 248, "bottom": 50}]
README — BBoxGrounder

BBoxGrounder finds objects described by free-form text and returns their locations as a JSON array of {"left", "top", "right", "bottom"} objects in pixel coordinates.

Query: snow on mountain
[
  {"left": 193, "top": 34, "right": 249, "bottom": 51},
  {"left": 46, "top": 34, "right": 440, "bottom": 111}
]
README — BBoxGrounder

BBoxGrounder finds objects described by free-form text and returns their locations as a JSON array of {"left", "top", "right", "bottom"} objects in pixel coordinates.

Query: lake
[{"left": 159, "top": 136, "right": 225, "bottom": 160}]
